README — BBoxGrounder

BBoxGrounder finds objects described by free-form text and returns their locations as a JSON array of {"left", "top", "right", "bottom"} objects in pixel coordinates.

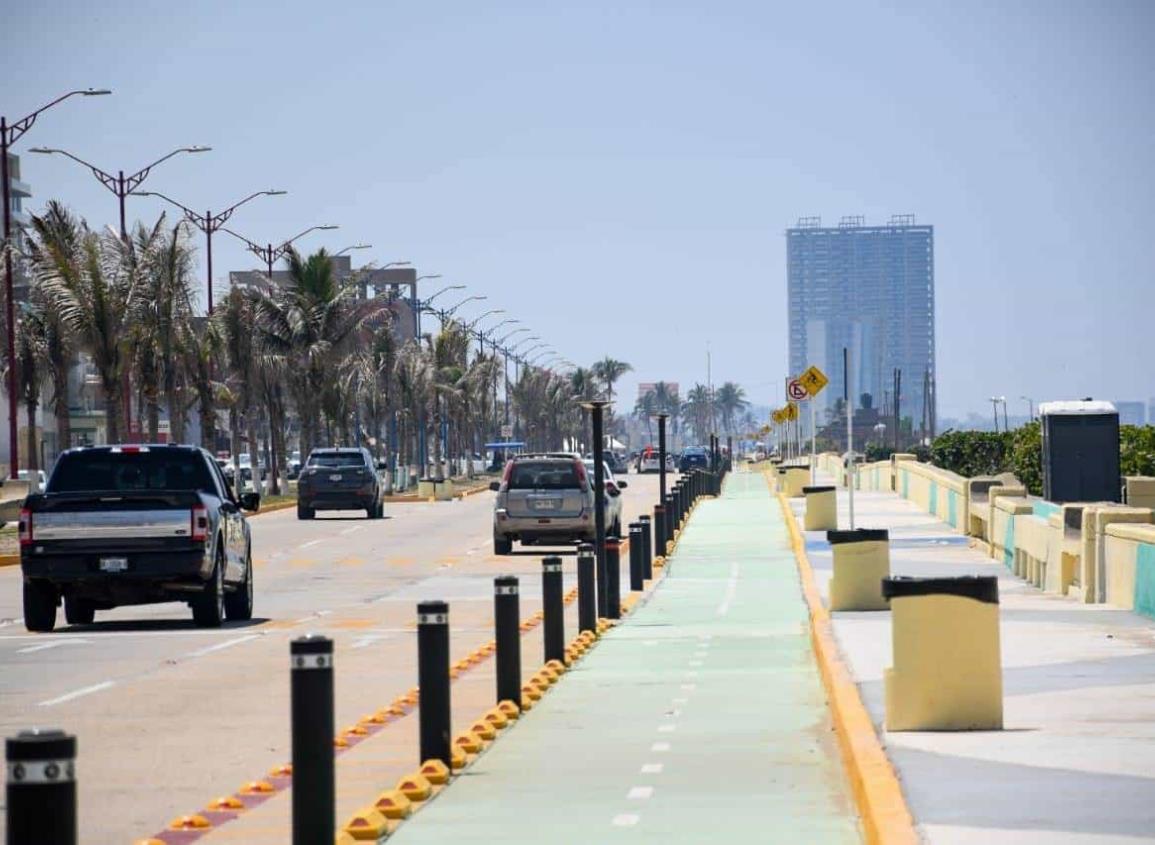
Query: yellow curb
[
  {"left": 250, "top": 499, "right": 298, "bottom": 518},
  {"left": 0, "top": 553, "right": 18, "bottom": 568},
  {"left": 776, "top": 489, "right": 918, "bottom": 845}
]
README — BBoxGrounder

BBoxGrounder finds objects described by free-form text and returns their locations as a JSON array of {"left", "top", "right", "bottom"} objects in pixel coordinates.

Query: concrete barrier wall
[{"left": 1103, "top": 523, "right": 1155, "bottom": 617}]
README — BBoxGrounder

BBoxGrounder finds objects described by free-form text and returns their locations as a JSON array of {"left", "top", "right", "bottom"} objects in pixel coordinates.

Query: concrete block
[{"left": 828, "top": 529, "right": 890, "bottom": 612}]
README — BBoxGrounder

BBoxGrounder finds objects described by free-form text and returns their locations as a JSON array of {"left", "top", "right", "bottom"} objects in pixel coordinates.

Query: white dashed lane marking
[{"left": 39, "top": 680, "right": 115, "bottom": 707}]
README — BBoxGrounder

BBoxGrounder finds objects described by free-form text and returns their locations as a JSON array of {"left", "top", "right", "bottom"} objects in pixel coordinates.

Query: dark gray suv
[{"left": 297, "top": 447, "right": 384, "bottom": 519}]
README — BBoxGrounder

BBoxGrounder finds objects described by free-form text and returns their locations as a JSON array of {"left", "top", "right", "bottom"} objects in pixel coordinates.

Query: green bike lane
[{"left": 390, "top": 470, "right": 861, "bottom": 843}]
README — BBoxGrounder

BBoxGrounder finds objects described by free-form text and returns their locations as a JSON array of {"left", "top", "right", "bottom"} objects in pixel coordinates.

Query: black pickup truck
[{"left": 19, "top": 444, "right": 260, "bottom": 632}]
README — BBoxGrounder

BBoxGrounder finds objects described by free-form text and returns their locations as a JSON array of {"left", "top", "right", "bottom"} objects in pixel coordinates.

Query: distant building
[
  {"left": 1115, "top": 400, "right": 1146, "bottom": 426},
  {"left": 637, "top": 382, "right": 680, "bottom": 400},
  {"left": 7, "top": 153, "right": 32, "bottom": 295},
  {"left": 229, "top": 258, "right": 418, "bottom": 343},
  {"left": 786, "top": 215, "right": 935, "bottom": 436}
]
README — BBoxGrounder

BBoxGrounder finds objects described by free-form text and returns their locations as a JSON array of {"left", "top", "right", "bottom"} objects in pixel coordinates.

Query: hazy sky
[{"left": 7, "top": 0, "right": 1154, "bottom": 420}]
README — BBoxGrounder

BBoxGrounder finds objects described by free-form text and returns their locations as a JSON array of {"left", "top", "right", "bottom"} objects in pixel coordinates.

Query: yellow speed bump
[
  {"left": 396, "top": 772, "right": 433, "bottom": 802},
  {"left": 483, "top": 708, "right": 510, "bottom": 730},
  {"left": 454, "top": 731, "right": 483, "bottom": 753},
  {"left": 578, "top": 631, "right": 596, "bottom": 644},
  {"left": 521, "top": 684, "right": 543, "bottom": 701},
  {"left": 497, "top": 699, "right": 520, "bottom": 719},
  {"left": 545, "top": 659, "right": 566, "bottom": 674},
  {"left": 268, "top": 763, "right": 292, "bottom": 778},
  {"left": 537, "top": 666, "right": 560, "bottom": 683},
  {"left": 334, "top": 736, "right": 350, "bottom": 749},
  {"left": 520, "top": 694, "right": 535, "bottom": 712},
  {"left": 360, "top": 711, "right": 388, "bottom": 725},
  {"left": 451, "top": 745, "right": 468, "bottom": 770},
  {"left": 343, "top": 724, "right": 369, "bottom": 737},
  {"left": 205, "top": 796, "right": 245, "bottom": 812},
  {"left": 343, "top": 806, "right": 388, "bottom": 841},
  {"left": 169, "top": 815, "right": 212, "bottom": 831},
  {"left": 420, "top": 758, "right": 451, "bottom": 784},
  {"left": 527, "top": 676, "right": 550, "bottom": 692},
  {"left": 470, "top": 720, "right": 497, "bottom": 741},
  {"left": 374, "top": 789, "right": 412, "bottom": 819}
]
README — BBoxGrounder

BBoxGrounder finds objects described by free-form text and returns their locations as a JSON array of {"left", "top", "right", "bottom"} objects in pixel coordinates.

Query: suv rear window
[
  {"left": 49, "top": 450, "right": 216, "bottom": 494},
  {"left": 509, "top": 461, "right": 580, "bottom": 490},
  {"left": 307, "top": 452, "right": 365, "bottom": 469}
]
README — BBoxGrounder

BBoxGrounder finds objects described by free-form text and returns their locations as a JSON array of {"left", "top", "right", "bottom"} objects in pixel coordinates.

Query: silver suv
[{"left": 490, "top": 453, "right": 626, "bottom": 555}]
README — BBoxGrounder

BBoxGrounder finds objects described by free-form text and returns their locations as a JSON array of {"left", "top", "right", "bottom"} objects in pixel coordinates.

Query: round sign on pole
[{"left": 787, "top": 379, "right": 808, "bottom": 402}]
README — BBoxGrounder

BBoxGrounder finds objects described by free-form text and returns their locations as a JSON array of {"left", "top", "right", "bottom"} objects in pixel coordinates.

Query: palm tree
[
  {"left": 714, "top": 381, "right": 748, "bottom": 434},
  {"left": 395, "top": 339, "right": 432, "bottom": 481},
  {"left": 35, "top": 210, "right": 142, "bottom": 443},
  {"left": 13, "top": 305, "right": 48, "bottom": 471},
  {"left": 682, "top": 383, "right": 713, "bottom": 444},
  {"left": 592, "top": 357, "right": 632, "bottom": 415},
  {"left": 634, "top": 390, "right": 656, "bottom": 443}
]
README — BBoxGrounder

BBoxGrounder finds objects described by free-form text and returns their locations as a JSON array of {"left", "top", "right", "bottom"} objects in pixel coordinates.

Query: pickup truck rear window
[
  {"left": 509, "top": 461, "right": 579, "bottom": 490},
  {"left": 49, "top": 451, "right": 217, "bottom": 494}
]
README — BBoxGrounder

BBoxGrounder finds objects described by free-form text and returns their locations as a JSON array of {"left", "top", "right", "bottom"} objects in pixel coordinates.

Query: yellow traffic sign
[
  {"left": 799, "top": 365, "right": 829, "bottom": 397},
  {"left": 784, "top": 402, "right": 799, "bottom": 422}
]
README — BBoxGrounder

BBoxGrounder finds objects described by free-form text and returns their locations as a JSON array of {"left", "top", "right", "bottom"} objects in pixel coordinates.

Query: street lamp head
[
  {"left": 416, "top": 274, "right": 442, "bottom": 281},
  {"left": 84, "top": 89, "right": 113, "bottom": 96},
  {"left": 26, "top": 147, "right": 59, "bottom": 155},
  {"left": 318, "top": 225, "right": 339, "bottom": 231},
  {"left": 265, "top": 190, "right": 288, "bottom": 196},
  {"left": 184, "top": 146, "right": 212, "bottom": 154}
]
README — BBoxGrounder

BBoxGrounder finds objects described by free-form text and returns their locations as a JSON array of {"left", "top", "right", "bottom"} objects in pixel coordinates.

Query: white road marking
[
  {"left": 0, "top": 618, "right": 24, "bottom": 628},
  {"left": 186, "top": 635, "right": 259, "bottom": 658},
  {"left": 300, "top": 539, "right": 323, "bottom": 549},
  {"left": 612, "top": 814, "right": 640, "bottom": 827},
  {"left": 651, "top": 742, "right": 671, "bottom": 752},
  {"left": 640, "top": 763, "right": 664, "bottom": 774},
  {"left": 351, "top": 634, "right": 394, "bottom": 650},
  {"left": 17, "top": 639, "right": 89, "bottom": 654},
  {"left": 39, "top": 680, "right": 115, "bottom": 707},
  {"left": 627, "top": 786, "right": 654, "bottom": 799},
  {"left": 340, "top": 526, "right": 361, "bottom": 536},
  {"left": 717, "top": 562, "right": 740, "bottom": 615}
]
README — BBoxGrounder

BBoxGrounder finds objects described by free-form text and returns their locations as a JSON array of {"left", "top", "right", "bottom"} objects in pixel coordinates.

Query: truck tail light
[
  {"left": 18, "top": 508, "right": 32, "bottom": 546},
  {"left": 191, "top": 505, "right": 208, "bottom": 542}
]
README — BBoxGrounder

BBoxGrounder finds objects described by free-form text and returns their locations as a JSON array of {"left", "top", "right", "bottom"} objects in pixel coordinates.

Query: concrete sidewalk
[
  {"left": 790, "top": 479, "right": 1155, "bottom": 844},
  {"left": 390, "top": 471, "right": 861, "bottom": 844}
]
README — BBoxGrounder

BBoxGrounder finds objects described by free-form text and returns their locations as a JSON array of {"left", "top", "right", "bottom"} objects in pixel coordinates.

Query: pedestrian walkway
[
  {"left": 789, "top": 479, "right": 1155, "bottom": 844},
  {"left": 391, "top": 470, "right": 861, "bottom": 843}
]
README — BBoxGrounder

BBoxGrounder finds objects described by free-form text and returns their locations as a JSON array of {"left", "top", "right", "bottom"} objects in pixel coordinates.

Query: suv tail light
[
  {"left": 18, "top": 508, "right": 32, "bottom": 546},
  {"left": 191, "top": 504, "right": 208, "bottom": 542}
]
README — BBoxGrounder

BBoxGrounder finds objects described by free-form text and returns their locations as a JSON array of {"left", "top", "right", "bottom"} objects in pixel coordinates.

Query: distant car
[
  {"left": 489, "top": 453, "right": 627, "bottom": 555},
  {"left": 583, "top": 459, "right": 626, "bottom": 537},
  {"left": 678, "top": 448, "right": 710, "bottom": 472},
  {"left": 297, "top": 447, "right": 385, "bottom": 519},
  {"left": 605, "top": 452, "right": 630, "bottom": 475},
  {"left": 17, "top": 469, "right": 47, "bottom": 494},
  {"left": 637, "top": 449, "right": 662, "bottom": 473}
]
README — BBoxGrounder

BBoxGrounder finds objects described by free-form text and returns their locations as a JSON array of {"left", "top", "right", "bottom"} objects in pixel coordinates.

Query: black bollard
[
  {"left": 417, "top": 600, "right": 451, "bottom": 766},
  {"left": 606, "top": 535, "right": 622, "bottom": 619},
  {"left": 628, "top": 523, "right": 644, "bottom": 591},
  {"left": 639, "top": 514, "right": 654, "bottom": 580},
  {"left": 291, "top": 635, "right": 334, "bottom": 845},
  {"left": 653, "top": 504, "right": 666, "bottom": 560},
  {"left": 6, "top": 729, "right": 76, "bottom": 845},
  {"left": 665, "top": 493, "right": 676, "bottom": 546},
  {"left": 542, "top": 556, "right": 565, "bottom": 663},
  {"left": 494, "top": 575, "right": 521, "bottom": 705},
  {"left": 577, "top": 543, "right": 597, "bottom": 632}
]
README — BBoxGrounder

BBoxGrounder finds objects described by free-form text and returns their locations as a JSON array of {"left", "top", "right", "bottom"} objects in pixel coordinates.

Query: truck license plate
[{"left": 99, "top": 557, "right": 128, "bottom": 572}]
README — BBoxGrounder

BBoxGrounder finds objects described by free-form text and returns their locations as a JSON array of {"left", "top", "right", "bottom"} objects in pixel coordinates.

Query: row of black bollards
[{"left": 5, "top": 511, "right": 680, "bottom": 843}]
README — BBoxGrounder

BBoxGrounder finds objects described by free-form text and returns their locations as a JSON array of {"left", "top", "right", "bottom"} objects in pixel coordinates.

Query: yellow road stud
[
  {"left": 268, "top": 763, "right": 293, "bottom": 777},
  {"left": 470, "top": 720, "right": 497, "bottom": 740},
  {"left": 420, "top": 758, "right": 451, "bottom": 784},
  {"left": 333, "top": 736, "right": 350, "bottom": 748},
  {"left": 361, "top": 711, "right": 388, "bottom": 725},
  {"left": 451, "top": 745, "right": 468, "bottom": 770},
  {"left": 545, "top": 659, "right": 566, "bottom": 674},
  {"left": 521, "top": 684, "right": 543, "bottom": 701},
  {"left": 344, "top": 724, "right": 369, "bottom": 737},
  {"left": 454, "top": 731, "right": 483, "bottom": 753},
  {"left": 343, "top": 807, "right": 388, "bottom": 840},
  {"left": 883, "top": 575, "right": 1004, "bottom": 731},
  {"left": 205, "top": 796, "right": 245, "bottom": 812},
  {"left": 374, "top": 789, "right": 412, "bottom": 819},
  {"left": 538, "top": 665, "right": 560, "bottom": 682},
  {"left": 133, "top": 839, "right": 166, "bottom": 845},
  {"left": 169, "top": 815, "right": 212, "bottom": 830},
  {"left": 449, "top": 667, "right": 461, "bottom": 679},
  {"left": 497, "top": 699, "right": 520, "bottom": 719},
  {"left": 828, "top": 529, "right": 890, "bottom": 611},
  {"left": 396, "top": 772, "right": 433, "bottom": 802},
  {"left": 388, "top": 703, "right": 409, "bottom": 716},
  {"left": 520, "top": 694, "right": 535, "bottom": 711},
  {"left": 483, "top": 708, "right": 510, "bottom": 729},
  {"left": 240, "top": 780, "right": 275, "bottom": 795},
  {"left": 336, "top": 833, "right": 357, "bottom": 845}
]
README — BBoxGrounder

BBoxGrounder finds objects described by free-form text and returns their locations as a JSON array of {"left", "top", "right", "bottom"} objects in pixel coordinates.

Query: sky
[{"left": 6, "top": 0, "right": 1155, "bottom": 422}]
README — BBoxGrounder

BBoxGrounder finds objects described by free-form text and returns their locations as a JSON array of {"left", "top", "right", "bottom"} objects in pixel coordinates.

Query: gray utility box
[{"left": 1039, "top": 400, "right": 1120, "bottom": 504}]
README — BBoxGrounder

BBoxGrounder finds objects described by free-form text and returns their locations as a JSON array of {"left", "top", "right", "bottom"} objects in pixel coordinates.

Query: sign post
[
  {"left": 843, "top": 348, "right": 854, "bottom": 530},
  {"left": 795, "top": 366, "right": 829, "bottom": 485}
]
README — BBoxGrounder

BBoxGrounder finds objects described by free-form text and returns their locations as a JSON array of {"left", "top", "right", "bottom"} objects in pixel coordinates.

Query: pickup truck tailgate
[{"left": 32, "top": 509, "right": 193, "bottom": 541}]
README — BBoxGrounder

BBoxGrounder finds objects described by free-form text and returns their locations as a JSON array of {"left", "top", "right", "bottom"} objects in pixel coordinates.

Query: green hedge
[{"left": 929, "top": 422, "right": 1155, "bottom": 498}]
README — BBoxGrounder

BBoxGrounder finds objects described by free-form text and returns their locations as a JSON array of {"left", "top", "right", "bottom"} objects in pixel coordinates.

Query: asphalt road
[{"left": 0, "top": 471, "right": 667, "bottom": 844}]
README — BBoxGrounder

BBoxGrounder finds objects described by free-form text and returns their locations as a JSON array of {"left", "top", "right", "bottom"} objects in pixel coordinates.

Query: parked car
[
  {"left": 583, "top": 459, "right": 627, "bottom": 536},
  {"left": 679, "top": 447, "right": 710, "bottom": 472},
  {"left": 18, "top": 444, "right": 259, "bottom": 632},
  {"left": 297, "top": 447, "right": 385, "bottom": 520},
  {"left": 489, "top": 453, "right": 627, "bottom": 555},
  {"left": 606, "top": 451, "right": 630, "bottom": 474}
]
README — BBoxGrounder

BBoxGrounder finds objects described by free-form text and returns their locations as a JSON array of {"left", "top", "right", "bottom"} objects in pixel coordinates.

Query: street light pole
[
  {"left": 224, "top": 224, "right": 339, "bottom": 277},
  {"left": 31, "top": 144, "right": 211, "bottom": 239},
  {"left": 2, "top": 88, "right": 110, "bottom": 477},
  {"left": 135, "top": 189, "right": 286, "bottom": 313}
]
